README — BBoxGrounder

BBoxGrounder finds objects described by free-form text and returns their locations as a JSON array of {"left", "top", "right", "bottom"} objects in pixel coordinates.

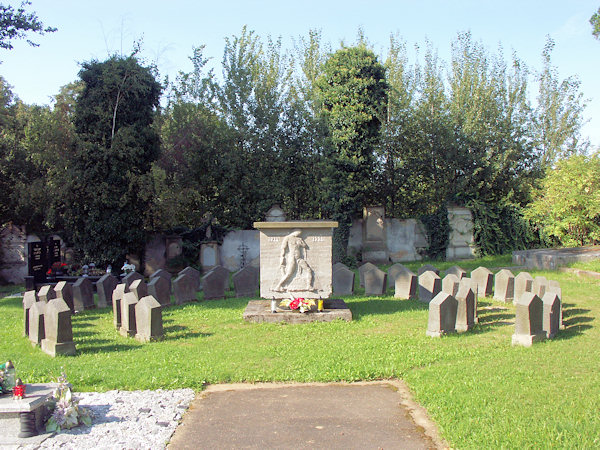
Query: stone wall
[{"left": 0, "top": 224, "right": 28, "bottom": 284}]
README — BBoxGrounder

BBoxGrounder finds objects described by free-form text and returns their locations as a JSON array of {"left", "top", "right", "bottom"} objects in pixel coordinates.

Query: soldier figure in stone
[{"left": 273, "top": 230, "right": 314, "bottom": 291}]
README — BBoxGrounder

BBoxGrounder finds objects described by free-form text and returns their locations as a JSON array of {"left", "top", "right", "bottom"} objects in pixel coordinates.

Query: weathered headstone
[
  {"left": 418, "top": 271, "right": 442, "bottom": 303},
  {"left": 54, "top": 281, "right": 74, "bottom": 313},
  {"left": 332, "top": 266, "right": 355, "bottom": 296},
  {"left": 179, "top": 266, "right": 201, "bottom": 291},
  {"left": 455, "top": 284, "right": 475, "bottom": 332},
  {"left": 442, "top": 274, "right": 460, "bottom": 297},
  {"left": 426, "top": 292, "right": 458, "bottom": 337},
  {"left": 445, "top": 265, "right": 467, "bottom": 280},
  {"left": 547, "top": 280, "right": 564, "bottom": 329},
  {"left": 533, "top": 276, "right": 548, "bottom": 298},
  {"left": 150, "top": 269, "right": 172, "bottom": 292},
  {"left": 206, "top": 265, "right": 230, "bottom": 292},
  {"left": 37, "top": 284, "right": 56, "bottom": 303},
  {"left": 460, "top": 277, "right": 479, "bottom": 323},
  {"left": 364, "top": 267, "right": 387, "bottom": 296},
  {"left": 512, "top": 292, "right": 545, "bottom": 347},
  {"left": 173, "top": 273, "right": 197, "bottom": 305},
  {"left": 514, "top": 272, "right": 534, "bottom": 301},
  {"left": 112, "top": 283, "right": 126, "bottom": 330},
  {"left": 232, "top": 266, "right": 259, "bottom": 298},
  {"left": 41, "top": 298, "right": 76, "bottom": 357},
  {"left": 362, "top": 206, "right": 388, "bottom": 263},
  {"left": 23, "top": 290, "right": 37, "bottom": 336},
  {"left": 358, "top": 262, "right": 378, "bottom": 288},
  {"left": 418, "top": 264, "right": 440, "bottom": 276},
  {"left": 148, "top": 276, "right": 171, "bottom": 307},
  {"left": 542, "top": 292, "right": 561, "bottom": 339},
  {"left": 493, "top": 269, "right": 515, "bottom": 303},
  {"left": 28, "top": 301, "right": 46, "bottom": 346},
  {"left": 135, "top": 295, "right": 163, "bottom": 342},
  {"left": 333, "top": 262, "right": 349, "bottom": 273},
  {"left": 122, "top": 271, "right": 144, "bottom": 292},
  {"left": 202, "top": 268, "right": 227, "bottom": 300},
  {"left": 129, "top": 278, "right": 148, "bottom": 300},
  {"left": 119, "top": 292, "right": 138, "bottom": 337},
  {"left": 470, "top": 267, "right": 493, "bottom": 298},
  {"left": 73, "top": 277, "right": 95, "bottom": 311},
  {"left": 393, "top": 266, "right": 417, "bottom": 300},
  {"left": 387, "top": 263, "right": 406, "bottom": 289},
  {"left": 96, "top": 274, "right": 118, "bottom": 308}
]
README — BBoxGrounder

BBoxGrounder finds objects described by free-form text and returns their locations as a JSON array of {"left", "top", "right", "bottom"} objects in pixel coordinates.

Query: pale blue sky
[{"left": 2, "top": 0, "right": 599, "bottom": 147}]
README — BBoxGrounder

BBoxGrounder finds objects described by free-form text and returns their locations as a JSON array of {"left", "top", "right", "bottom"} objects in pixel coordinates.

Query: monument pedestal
[{"left": 243, "top": 299, "right": 352, "bottom": 323}]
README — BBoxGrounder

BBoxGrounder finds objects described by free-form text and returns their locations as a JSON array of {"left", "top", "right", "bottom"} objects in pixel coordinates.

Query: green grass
[
  {"left": 1, "top": 255, "right": 599, "bottom": 448},
  {"left": 567, "top": 259, "right": 600, "bottom": 273}
]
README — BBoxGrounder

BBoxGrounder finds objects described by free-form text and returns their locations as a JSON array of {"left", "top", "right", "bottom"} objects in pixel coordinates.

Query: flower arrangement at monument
[
  {"left": 46, "top": 372, "right": 92, "bottom": 432},
  {"left": 279, "top": 296, "right": 315, "bottom": 313}
]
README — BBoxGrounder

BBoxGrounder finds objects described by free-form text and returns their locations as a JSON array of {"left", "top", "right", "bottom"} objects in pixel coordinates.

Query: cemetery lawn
[{"left": 1, "top": 256, "right": 599, "bottom": 448}]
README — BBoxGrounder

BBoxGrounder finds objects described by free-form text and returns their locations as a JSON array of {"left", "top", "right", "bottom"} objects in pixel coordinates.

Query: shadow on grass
[
  {"left": 349, "top": 298, "right": 428, "bottom": 320},
  {"left": 162, "top": 325, "right": 212, "bottom": 340},
  {"left": 76, "top": 341, "right": 139, "bottom": 354}
]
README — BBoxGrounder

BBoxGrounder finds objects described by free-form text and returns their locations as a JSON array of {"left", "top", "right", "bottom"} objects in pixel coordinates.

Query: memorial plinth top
[{"left": 254, "top": 221, "right": 338, "bottom": 229}]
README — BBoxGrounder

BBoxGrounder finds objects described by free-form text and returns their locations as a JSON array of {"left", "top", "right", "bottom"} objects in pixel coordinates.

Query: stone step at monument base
[{"left": 243, "top": 299, "right": 352, "bottom": 323}]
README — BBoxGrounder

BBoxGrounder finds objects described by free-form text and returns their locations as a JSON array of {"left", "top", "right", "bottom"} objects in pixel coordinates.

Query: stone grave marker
[
  {"left": 455, "top": 284, "right": 475, "bottom": 332},
  {"left": 207, "top": 265, "right": 230, "bottom": 292},
  {"left": 470, "top": 267, "right": 493, "bottom": 298},
  {"left": 445, "top": 265, "right": 467, "bottom": 279},
  {"left": 122, "top": 272, "right": 144, "bottom": 292},
  {"left": 512, "top": 292, "right": 545, "bottom": 347},
  {"left": 533, "top": 276, "right": 548, "bottom": 298},
  {"left": 387, "top": 263, "right": 406, "bottom": 289},
  {"left": 73, "top": 277, "right": 95, "bottom": 311},
  {"left": 418, "top": 271, "right": 441, "bottom": 303},
  {"left": 364, "top": 267, "right": 387, "bottom": 296},
  {"left": 460, "top": 277, "right": 479, "bottom": 323},
  {"left": 333, "top": 266, "right": 355, "bottom": 296},
  {"left": 232, "top": 266, "right": 259, "bottom": 298},
  {"left": 442, "top": 274, "right": 460, "bottom": 297},
  {"left": 514, "top": 272, "right": 533, "bottom": 301},
  {"left": 112, "top": 283, "right": 126, "bottom": 330},
  {"left": 426, "top": 292, "right": 458, "bottom": 337},
  {"left": 96, "top": 274, "right": 118, "bottom": 308},
  {"left": 547, "top": 280, "right": 564, "bottom": 329},
  {"left": 135, "top": 295, "right": 163, "bottom": 342},
  {"left": 202, "top": 268, "right": 227, "bottom": 300},
  {"left": 54, "top": 281, "right": 74, "bottom": 313},
  {"left": 119, "top": 292, "right": 138, "bottom": 337},
  {"left": 179, "top": 266, "right": 200, "bottom": 291},
  {"left": 542, "top": 292, "right": 561, "bottom": 339},
  {"left": 358, "top": 262, "right": 377, "bottom": 288},
  {"left": 41, "top": 298, "right": 76, "bottom": 357},
  {"left": 173, "top": 273, "right": 197, "bottom": 304},
  {"left": 37, "top": 284, "right": 56, "bottom": 303},
  {"left": 494, "top": 269, "right": 515, "bottom": 303},
  {"left": 393, "top": 266, "right": 417, "bottom": 300},
  {"left": 150, "top": 269, "right": 172, "bottom": 292},
  {"left": 28, "top": 301, "right": 46, "bottom": 346},
  {"left": 333, "top": 262, "right": 348, "bottom": 273},
  {"left": 418, "top": 264, "right": 440, "bottom": 276},
  {"left": 148, "top": 276, "right": 171, "bottom": 307},
  {"left": 22, "top": 290, "right": 37, "bottom": 337},
  {"left": 129, "top": 279, "right": 148, "bottom": 300}
]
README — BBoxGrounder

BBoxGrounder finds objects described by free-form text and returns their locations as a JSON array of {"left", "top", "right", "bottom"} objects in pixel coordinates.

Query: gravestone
[
  {"left": 150, "top": 269, "right": 172, "bottom": 293},
  {"left": 358, "top": 262, "right": 378, "bottom": 288},
  {"left": 333, "top": 266, "right": 355, "bottom": 296},
  {"left": 96, "top": 274, "right": 118, "bottom": 308},
  {"left": 135, "top": 295, "right": 163, "bottom": 342},
  {"left": 418, "top": 271, "right": 441, "bottom": 303},
  {"left": 426, "top": 292, "right": 458, "bottom": 337},
  {"left": 547, "top": 280, "right": 564, "bottom": 329},
  {"left": 41, "top": 298, "right": 76, "bottom": 357},
  {"left": 470, "top": 267, "right": 493, "bottom": 298},
  {"left": 232, "top": 266, "right": 259, "bottom": 298},
  {"left": 179, "top": 267, "right": 200, "bottom": 291},
  {"left": 206, "top": 265, "right": 230, "bottom": 292},
  {"left": 364, "top": 267, "right": 387, "bottom": 296},
  {"left": 129, "top": 279, "right": 148, "bottom": 300},
  {"left": 393, "top": 266, "right": 417, "bottom": 300},
  {"left": 28, "top": 301, "right": 46, "bottom": 346},
  {"left": 148, "top": 276, "right": 171, "bottom": 307},
  {"left": 173, "top": 273, "right": 197, "bottom": 305},
  {"left": 123, "top": 272, "right": 144, "bottom": 292},
  {"left": 445, "top": 265, "right": 467, "bottom": 280},
  {"left": 418, "top": 264, "right": 440, "bottom": 276},
  {"left": 202, "top": 268, "right": 227, "bottom": 300},
  {"left": 37, "top": 284, "right": 56, "bottom": 303},
  {"left": 514, "top": 272, "right": 534, "bottom": 301},
  {"left": 542, "top": 292, "right": 561, "bottom": 339},
  {"left": 200, "top": 242, "right": 220, "bottom": 272},
  {"left": 254, "top": 221, "right": 338, "bottom": 299},
  {"left": 442, "top": 274, "right": 460, "bottom": 297},
  {"left": 112, "top": 283, "right": 126, "bottom": 330},
  {"left": 22, "top": 290, "right": 37, "bottom": 337},
  {"left": 512, "top": 292, "right": 546, "bottom": 347},
  {"left": 54, "top": 281, "right": 74, "bottom": 313},
  {"left": 532, "top": 276, "right": 548, "bottom": 298},
  {"left": 460, "top": 277, "right": 479, "bottom": 323},
  {"left": 73, "top": 277, "right": 95, "bottom": 311},
  {"left": 455, "top": 284, "right": 475, "bottom": 332},
  {"left": 493, "top": 269, "right": 515, "bottom": 303},
  {"left": 27, "top": 241, "right": 47, "bottom": 284},
  {"left": 333, "top": 262, "right": 349, "bottom": 273},
  {"left": 387, "top": 263, "right": 406, "bottom": 289},
  {"left": 362, "top": 206, "right": 388, "bottom": 263},
  {"left": 119, "top": 292, "right": 138, "bottom": 337}
]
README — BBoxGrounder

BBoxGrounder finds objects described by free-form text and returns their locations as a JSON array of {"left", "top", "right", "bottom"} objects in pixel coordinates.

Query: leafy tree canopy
[{"left": 0, "top": 1, "right": 55, "bottom": 51}]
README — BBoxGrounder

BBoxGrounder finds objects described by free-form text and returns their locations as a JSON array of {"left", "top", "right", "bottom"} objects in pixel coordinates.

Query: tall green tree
[{"left": 0, "top": 1, "right": 55, "bottom": 51}]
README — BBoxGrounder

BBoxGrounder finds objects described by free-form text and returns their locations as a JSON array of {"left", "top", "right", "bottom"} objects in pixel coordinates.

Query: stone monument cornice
[{"left": 254, "top": 221, "right": 338, "bottom": 229}]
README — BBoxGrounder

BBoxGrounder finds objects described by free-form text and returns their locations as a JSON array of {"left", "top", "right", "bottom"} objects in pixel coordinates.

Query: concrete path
[{"left": 168, "top": 381, "right": 447, "bottom": 449}]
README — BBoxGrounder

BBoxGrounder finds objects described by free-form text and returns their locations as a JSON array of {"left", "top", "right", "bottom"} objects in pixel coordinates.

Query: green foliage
[
  {"left": 525, "top": 154, "right": 600, "bottom": 246},
  {"left": 419, "top": 204, "right": 450, "bottom": 260},
  {"left": 0, "top": 1, "right": 56, "bottom": 51},
  {"left": 591, "top": 7, "right": 600, "bottom": 39}
]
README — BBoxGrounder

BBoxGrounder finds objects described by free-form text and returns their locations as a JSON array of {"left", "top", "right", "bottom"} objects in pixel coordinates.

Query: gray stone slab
[
  {"left": 122, "top": 272, "right": 144, "bottom": 292},
  {"left": 96, "top": 274, "right": 118, "bottom": 308},
  {"left": 418, "top": 264, "right": 439, "bottom": 276},
  {"left": 393, "top": 267, "right": 417, "bottom": 300},
  {"left": 460, "top": 277, "right": 479, "bottom": 323},
  {"left": 445, "top": 265, "right": 466, "bottom": 279},
  {"left": 232, "top": 266, "right": 259, "bottom": 298},
  {"left": 442, "top": 274, "right": 460, "bottom": 297},
  {"left": 41, "top": 298, "right": 76, "bottom": 357},
  {"left": 54, "top": 281, "right": 74, "bottom": 313},
  {"left": 28, "top": 301, "right": 46, "bottom": 346},
  {"left": 173, "top": 273, "right": 197, "bottom": 305},
  {"left": 135, "top": 295, "right": 163, "bottom": 342},
  {"left": 119, "top": 292, "right": 138, "bottom": 337},
  {"left": 514, "top": 272, "right": 533, "bottom": 301},
  {"left": 533, "top": 276, "right": 548, "bottom": 298},
  {"left": 129, "top": 278, "right": 148, "bottom": 300},
  {"left": 418, "top": 271, "right": 441, "bottom": 303},
  {"left": 493, "top": 269, "right": 515, "bottom": 303},
  {"left": 148, "top": 275, "right": 171, "bottom": 307},
  {"left": 332, "top": 267, "right": 355, "bottom": 296},
  {"left": 470, "top": 267, "right": 493, "bottom": 297},
  {"left": 455, "top": 285, "right": 475, "bottom": 332},
  {"left": 73, "top": 277, "right": 95, "bottom": 311},
  {"left": 23, "top": 290, "right": 37, "bottom": 336},
  {"left": 426, "top": 292, "right": 458, "bottom": 337},
  {"left": 202, "top": 267, "right": 227, "bottom": 300},
  {"left": 112, "top": 283, "right": 126, "bottom": 329},
  {"left": 179, "top": 266, "right": 200, "bottom": 291},
  {"left": 37, "top": 284, "right": 56, "bottom": 303},
  {"left": 512, "top": 292, "right": 546, "bottom": 347},
  {"left": 358, "top": 262, "right": 377, "bottom": 288},
  {"left": 542, "top": 292, "right": 561, "bottom": 339},
  {"left": 364, "top": 267, "right": 387, "bottom": 296},
  {"left": 243, "top": 299, "right": 352, "bottom": 323}
]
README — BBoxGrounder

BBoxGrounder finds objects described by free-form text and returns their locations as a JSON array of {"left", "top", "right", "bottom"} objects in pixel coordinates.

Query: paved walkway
[{"left": 168, "top": 381, "right": 446, "bottom": 449}]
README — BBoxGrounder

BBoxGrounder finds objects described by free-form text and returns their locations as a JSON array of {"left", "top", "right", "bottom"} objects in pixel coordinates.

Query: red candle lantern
[{"left": 13, "top": 381, "right": 25, "bottom": 399}]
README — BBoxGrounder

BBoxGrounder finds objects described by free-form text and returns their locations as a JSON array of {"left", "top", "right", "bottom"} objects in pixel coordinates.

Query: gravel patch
[{"left": 21, "top": 389, "right": 195, "bottom": 450}]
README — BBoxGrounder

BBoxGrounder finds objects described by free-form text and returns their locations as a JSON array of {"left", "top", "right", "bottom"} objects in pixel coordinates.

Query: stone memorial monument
[{"left": 362, "top": 206, "right": 388, "bottom": 263}]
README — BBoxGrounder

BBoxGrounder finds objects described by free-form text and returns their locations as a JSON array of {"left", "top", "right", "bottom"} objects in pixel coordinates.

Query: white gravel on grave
[{"left": 22, "top": 388, "right": 195, "bottom": 450}]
